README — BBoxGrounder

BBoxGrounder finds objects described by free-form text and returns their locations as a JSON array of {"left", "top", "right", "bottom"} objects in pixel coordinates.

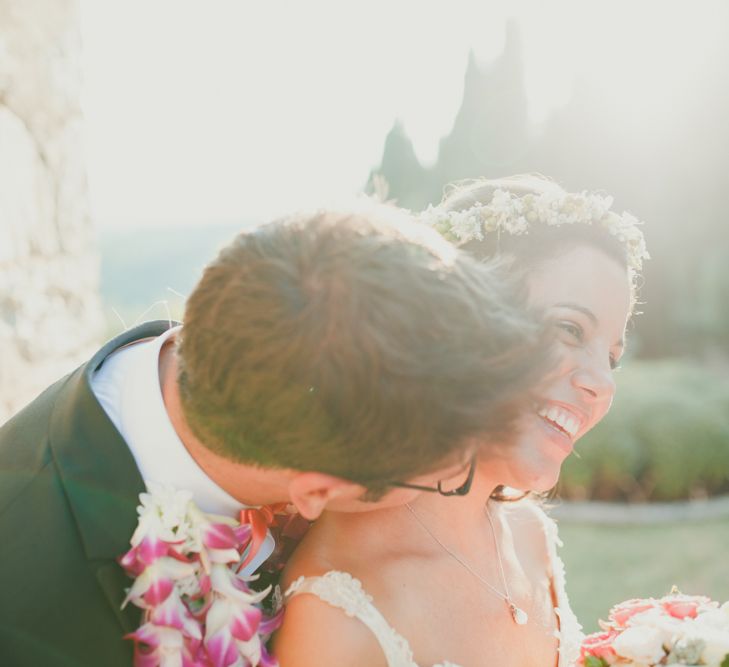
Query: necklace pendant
[{"left": 509, "top": 602, "right": 529, "bottom": 626}]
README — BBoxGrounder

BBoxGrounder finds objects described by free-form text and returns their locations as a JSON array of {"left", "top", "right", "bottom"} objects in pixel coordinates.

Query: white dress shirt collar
[{"left": 91, "top": 325, "right": 274, "bottom": 571}]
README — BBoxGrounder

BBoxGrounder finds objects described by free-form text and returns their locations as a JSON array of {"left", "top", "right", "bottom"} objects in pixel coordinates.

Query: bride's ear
[{"left": 287, "top": 472, "right": 366, "bottom": 520}]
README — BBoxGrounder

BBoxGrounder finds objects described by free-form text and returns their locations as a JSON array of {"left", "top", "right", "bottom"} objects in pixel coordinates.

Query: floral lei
[
  {"left": 119, "top": 484, "right": 305, "bottom": 667},
  {"left": 419, "top": 188, "right": 649, "bottom": 272}
]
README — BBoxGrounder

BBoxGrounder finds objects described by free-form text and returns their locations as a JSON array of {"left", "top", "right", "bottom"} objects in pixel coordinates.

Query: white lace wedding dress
[{"left": 284, "top": 505, "right": 583, "bottom": 667}]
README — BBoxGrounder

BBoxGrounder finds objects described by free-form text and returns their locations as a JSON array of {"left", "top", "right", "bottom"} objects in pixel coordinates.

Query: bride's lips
[{"left": 536, "top": 415, "right": 575, "bottom": 456}]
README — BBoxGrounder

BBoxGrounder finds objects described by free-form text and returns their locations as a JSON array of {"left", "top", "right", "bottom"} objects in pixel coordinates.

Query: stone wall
[{"left": 0, "top": 0, "right": 103, "bottom": 423}]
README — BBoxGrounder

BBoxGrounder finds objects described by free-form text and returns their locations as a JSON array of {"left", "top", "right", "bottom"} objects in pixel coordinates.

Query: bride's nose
[{"left": 571, "top": 364, "right": 616, "bottom": 403}]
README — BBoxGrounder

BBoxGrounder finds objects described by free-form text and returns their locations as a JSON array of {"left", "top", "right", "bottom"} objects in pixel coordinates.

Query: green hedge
[{"left": 557, "top": 360, "right": 729, "bottom": 501}]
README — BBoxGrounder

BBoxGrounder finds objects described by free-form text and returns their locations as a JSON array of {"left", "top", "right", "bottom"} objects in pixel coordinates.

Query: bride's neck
[
  {"left": 404, "top": 470, "right": 510, "bottom": 547},
  {"left": 314, "top": 471, "right": 507, "bottom": 561}
]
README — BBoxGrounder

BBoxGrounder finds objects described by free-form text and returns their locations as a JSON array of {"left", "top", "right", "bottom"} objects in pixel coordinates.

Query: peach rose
[
  {"left": 661, "top": 593, "right": 713, "bottom": 620},
  {"left": 608, "top": 598, "right": 656, "bottom": 628},
  {"left": 579, "top": 629, "right": 619, "bottom": 665}
]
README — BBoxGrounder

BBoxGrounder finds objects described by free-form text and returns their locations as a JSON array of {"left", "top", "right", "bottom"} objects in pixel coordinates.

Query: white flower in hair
[
  {"left": 589, "top": 194, "right": 614, "bottom": 221},
  {"left": 419, "top": 187, "right": 649, "bottom": 272},
  {"left": 531, "top": 189, "right": 561, "bottom": 225},
  {"left": 501, "top": 213, "right": 528, "bottom": 235},
  {"left": 490, "top": 189, "right": 515, "bottom": 214},
  {"left": 450, "top": 207, "right": 485, "bottom": 242}
]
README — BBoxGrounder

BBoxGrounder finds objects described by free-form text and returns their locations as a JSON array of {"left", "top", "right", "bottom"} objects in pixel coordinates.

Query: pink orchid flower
[
  {"left": 205, "top": 599, "right": 261, "bottom": 667},
  {"left": 127, "top": 622, "right": 195, "bottom": 667},
  {"left": 121, "top": 485, "right": 282, "bottom": 667},
  {"left": 208, "top": 564, "right": 269, "bottom": 606},
  {"left": 123, "top": 557, "right": 199, "bottom": 609},
  {"left": 149, "top": 589, "right": 202, "bottom": 640}
]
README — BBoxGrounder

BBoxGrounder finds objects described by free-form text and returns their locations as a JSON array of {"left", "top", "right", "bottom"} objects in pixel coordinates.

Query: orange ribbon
[{"left": 238, "top": 503, "right": 289, "bottom": 570}]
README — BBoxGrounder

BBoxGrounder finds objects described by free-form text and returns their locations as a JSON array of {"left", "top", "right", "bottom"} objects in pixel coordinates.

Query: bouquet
[{"left": 578, "top": 590, "right": 729, "bottom": 667}]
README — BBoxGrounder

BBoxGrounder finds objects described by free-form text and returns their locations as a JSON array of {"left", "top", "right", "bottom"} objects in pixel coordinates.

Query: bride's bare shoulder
[
  {"left": 275, "top": 523, "right": 395, "bottom": 667},
  {"left": 273, "top": 582, "right": 389, "bottom": 667}
]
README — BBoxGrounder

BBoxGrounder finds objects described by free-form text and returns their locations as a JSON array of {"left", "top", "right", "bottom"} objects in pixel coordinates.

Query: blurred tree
[
  {"left": 369, "top": 20, "right": 729, "bottom": 361},
  {"left": 434, "top": 21, "right": 530, "bottom": 190},
  {"left": 367, "top": 120, "right": 429, "bottom": 210},
  {"left": 368, "top": 20, "right": 530, "bottom": 209}
]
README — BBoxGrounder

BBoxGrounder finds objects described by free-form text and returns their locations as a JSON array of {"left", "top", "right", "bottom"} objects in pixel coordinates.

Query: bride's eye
[
  {"left": 556, "top": 320, "right": 584, "bottom": 343},
  {"left": 609, "top": 354, "right": 621, "bottom": 371}
]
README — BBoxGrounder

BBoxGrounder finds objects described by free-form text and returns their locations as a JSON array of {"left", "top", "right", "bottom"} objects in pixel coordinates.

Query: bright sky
[{"left": 79, "top": 0, "right": 728, "bottom": 230}]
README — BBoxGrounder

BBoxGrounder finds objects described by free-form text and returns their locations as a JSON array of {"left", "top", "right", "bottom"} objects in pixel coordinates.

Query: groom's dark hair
[{"left": 178, "top": 202, "right": 550, "bottom": 496}]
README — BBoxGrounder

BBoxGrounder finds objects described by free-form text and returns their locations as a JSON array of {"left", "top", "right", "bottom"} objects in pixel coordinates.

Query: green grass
[{"left": 558, "top": 518, "right": 729, "bottom": 632}]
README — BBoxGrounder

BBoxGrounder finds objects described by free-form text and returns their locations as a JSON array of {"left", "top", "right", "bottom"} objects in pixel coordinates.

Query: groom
[{"left": 0, "top": 202, "right": 548, "bottom": 666}]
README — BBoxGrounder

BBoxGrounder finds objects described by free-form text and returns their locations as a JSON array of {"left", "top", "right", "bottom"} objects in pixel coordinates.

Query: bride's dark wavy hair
[{"left": 438, "top": 174, "right": 639, "bottom": 502}]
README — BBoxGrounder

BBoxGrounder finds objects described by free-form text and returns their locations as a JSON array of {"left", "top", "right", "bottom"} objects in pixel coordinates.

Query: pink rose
[
  {"left": 608, "top": 598, "right": 656, "bottom": 628},
  {"left": 661, "top": 593, "right": 712, "bottom": 620},
  {"left": 579, "top": 629, "right": 619, "bottom": 665}
]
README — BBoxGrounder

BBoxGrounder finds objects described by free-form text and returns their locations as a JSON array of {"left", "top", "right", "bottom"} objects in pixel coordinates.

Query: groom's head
[{"left": 177, "top": 202, "right": 549, "bottom": 514}]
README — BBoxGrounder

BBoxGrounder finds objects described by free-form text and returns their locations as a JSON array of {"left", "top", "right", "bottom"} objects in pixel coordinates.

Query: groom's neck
[{"left": 158, "top": 339, "right": 293, "bottom": 507}]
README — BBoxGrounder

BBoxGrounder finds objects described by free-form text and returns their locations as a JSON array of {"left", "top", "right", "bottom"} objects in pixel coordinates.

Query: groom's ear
[{"left": 287, "top": 472, "right": 366, "bottom": 520}]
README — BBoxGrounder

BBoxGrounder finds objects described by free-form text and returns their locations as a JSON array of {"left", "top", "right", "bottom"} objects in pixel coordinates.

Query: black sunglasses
[{"left": 385, "top": 454, "right": 477, "bottom": 497}]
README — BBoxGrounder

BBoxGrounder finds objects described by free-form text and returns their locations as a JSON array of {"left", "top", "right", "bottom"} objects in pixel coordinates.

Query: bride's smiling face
[{"left": 480, "top": 244, "right": 632, "bottom": 492}]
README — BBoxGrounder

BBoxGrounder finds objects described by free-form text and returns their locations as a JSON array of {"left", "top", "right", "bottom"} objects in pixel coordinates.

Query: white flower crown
[{"left": 419, "top": 188, "right": 649, "bottom": 271}]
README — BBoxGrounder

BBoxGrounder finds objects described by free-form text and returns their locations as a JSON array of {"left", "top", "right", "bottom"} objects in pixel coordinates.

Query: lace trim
[
  {"left": 284, "top": 571, "right": 460, "bottom": 667},
  {"left": 534, "top": 506, "right": 584, "bottom": 667},
  {"left": 285, "top": 571, "right": 377, "bottom": 619}
]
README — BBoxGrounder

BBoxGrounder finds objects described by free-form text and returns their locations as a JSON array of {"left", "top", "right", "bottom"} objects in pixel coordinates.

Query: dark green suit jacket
[{"left": 0, "top": 321, "right": 178, "bottom": 666}]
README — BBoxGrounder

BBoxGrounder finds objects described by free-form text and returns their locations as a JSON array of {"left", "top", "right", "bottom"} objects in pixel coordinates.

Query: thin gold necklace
[{"left": 405, "top": 502, "right": 529, "bottom": 625}]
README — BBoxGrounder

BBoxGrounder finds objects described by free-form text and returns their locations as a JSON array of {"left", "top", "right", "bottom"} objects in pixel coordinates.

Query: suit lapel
[
  {"left": 95, "top": 561, "right": 142, "bottom": 634},
  {"left": 48, "top": 321, "right": 179, "bottom": 628}
]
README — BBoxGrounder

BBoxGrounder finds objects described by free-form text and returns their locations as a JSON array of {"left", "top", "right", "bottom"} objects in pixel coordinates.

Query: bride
[{"left": 272, "top": 175, "right": 648, "bottom": 667}]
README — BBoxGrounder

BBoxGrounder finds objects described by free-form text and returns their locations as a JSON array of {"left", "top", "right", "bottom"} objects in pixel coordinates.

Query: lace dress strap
[
  {"left": 527, "top": 503, "right": 584, "bottom": 667},
  {"left": 284, "top": 571, "right": 460, "bottom": 667}
]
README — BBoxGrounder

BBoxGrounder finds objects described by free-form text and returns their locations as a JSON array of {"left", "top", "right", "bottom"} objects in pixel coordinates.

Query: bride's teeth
[{"left": 537, "top": 405, "right": 580, "bottom": 437}]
